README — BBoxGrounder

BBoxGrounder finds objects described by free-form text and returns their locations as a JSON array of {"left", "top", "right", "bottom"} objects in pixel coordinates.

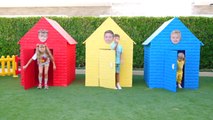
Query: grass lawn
[{"left": 0, "top": 75, "right": 213, "bottom": 120}]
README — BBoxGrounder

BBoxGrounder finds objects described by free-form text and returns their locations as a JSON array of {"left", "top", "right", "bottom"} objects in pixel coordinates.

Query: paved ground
[
  {"left": 0, "top": 69, "right": 212, "bottom": 77},
  {"left": 0, "top": 1, "right": 212, "bottom": 16},
  {"left": 76, "top": 69, "right": 213, "bottom": 77}
]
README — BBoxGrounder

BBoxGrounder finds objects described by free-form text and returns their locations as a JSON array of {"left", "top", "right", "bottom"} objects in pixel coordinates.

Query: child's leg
[
  {"left": 116, "top": 73, "right": 122, "bottom": 89},
  {"left": 44, "top": 65, "right": 49, "bottom": 89},
  {"left": 115, "top": 73, "right": 119, "bottom": 85},
  {"left": 116, "top": 73, "right": 120, "bottom": 83},
  {"left": 115, "top": 64, "right": 122, "bottom": 89},
  {"left": 115, "top": 64, "right": 120, "bottom": 83},
  {"left": 38, "top": 65, "right": 44, "bottom": 88},
  {"left": 177, "top": 73, "right": 183, "bottom": 88},
  {"left": 177, "top": 73, "right": 183, "bottom": 84},
  {"left": 176, "top": 73, "right": 179, "bottom": 83}
]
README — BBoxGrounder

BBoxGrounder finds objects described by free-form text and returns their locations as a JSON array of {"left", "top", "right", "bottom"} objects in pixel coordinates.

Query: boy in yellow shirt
[{"left": 177, "top": 52, "right": 185, "bottom": 88}]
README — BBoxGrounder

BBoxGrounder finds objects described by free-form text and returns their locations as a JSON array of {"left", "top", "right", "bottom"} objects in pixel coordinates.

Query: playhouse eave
[
  {"left": 18, "top": 17, "right": 77, "bottom": 45},
  {"left": 142, "top": 18, "right": 174, "bottom": 46},
  {"left": 45, "top": 17, "right": 77, "bottom": 45},
  {"left": 83, "top": 17, "right": 136, "bottom": 45},
  {"left": 142, "top": 17, "right": 204, "bottom": 46},
  {"left": 83, "top": 38, "right": 136, "bottom": 45}
]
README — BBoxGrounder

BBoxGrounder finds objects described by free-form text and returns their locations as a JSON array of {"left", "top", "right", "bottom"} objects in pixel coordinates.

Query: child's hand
[
  {"left": 53, "top": 65, "right": 56, "bottom": 70},
  {"left": 23, "top": 65, "right": 27, "bottom": 70},
  {"left": 120, "top": 59, "right": 124, "bottom": 64}
]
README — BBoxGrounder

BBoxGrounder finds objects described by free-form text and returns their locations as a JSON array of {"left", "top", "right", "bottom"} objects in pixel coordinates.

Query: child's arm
[
  {"left": 45, "top": 45, "right": 56, "bottom": 70},
  {"left": 23, "top": 52, "right": 37, "bottom": 69},
  {"left": 23, "top": 58, "right": 33, "bottom": 69},
  {"left": 120, "top": 54, "right": 123, "bottom": 64},
  {"left": 120, "top": 52, "right": 123, "bottom": 64},
  {"left": 114, "top": 43, "right": 118, "bottom": 50},
  {"left": 120, "top": 46, "right": 123, "bottom": 64},
  {"left": 48, "top": 51, "right": 56, "bottom": 70},
  {"left": 52, "top": 59, "right": 56, "bottom": 70},
  {"left": 23, "top": 45, "right": 39, "bottom": 69},
  {"left": 110, "top": 41, "right": 118, "bottom": 50}
]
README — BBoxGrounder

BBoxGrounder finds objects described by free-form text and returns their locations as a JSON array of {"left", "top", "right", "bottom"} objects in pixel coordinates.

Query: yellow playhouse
[{"left": 83, "top": 17, "right": 135, "bottom": 89}]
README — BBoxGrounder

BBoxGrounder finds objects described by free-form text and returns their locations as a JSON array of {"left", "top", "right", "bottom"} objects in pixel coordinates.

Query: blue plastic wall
[{"left": 143, "top": 18, "right": 202, "bottom": 91}]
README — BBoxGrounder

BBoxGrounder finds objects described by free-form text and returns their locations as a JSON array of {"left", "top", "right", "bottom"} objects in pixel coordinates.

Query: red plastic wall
[
  {"left": 19, "top": 17, "right": 76, "bottom": 89},
  {"left": 67, "top": 45, "right": 76, "bottom": 85}
]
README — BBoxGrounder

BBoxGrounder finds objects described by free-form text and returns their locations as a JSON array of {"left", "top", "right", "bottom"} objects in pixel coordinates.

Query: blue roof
[
  {"left": 142, "top": 18, "right": 174, "bottom": 45},
  {"left": 142, "top": 17, "right": 204, "bottom": 46}
]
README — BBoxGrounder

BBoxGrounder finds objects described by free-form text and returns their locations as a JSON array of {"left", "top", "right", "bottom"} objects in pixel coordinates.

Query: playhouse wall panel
[
  {"left": 148, "top": 79, "right": 162, "bottom": 88},
  {"left": 120, "top": 63, "right": 133, "bottom": 87},
  {"left": 54, "top": 76, "right": 67, "bottom": 83},
  {"left": 52, "top": 46, "right": 68, "bottom": 86},
  {"left": 99, "top": 50, "right": 115, "bottom": 89},
  {"left": 143, "top": 17, "right": 202, "bottom": 91},
  {"left": 184, "top": 79, "right": 199, "bottom": 89},
  {"left": 120, "top": 48, "right": 133, "bottom": 64},
  {"left": 85, "top": 45, "right": 99, "bottom": 86},
  {"left": 144, "top": 46, "right": 150, "bottom": 84},
  {"left": 19, "top": 17, "right": 77, "bottom": 89},
  {"left": 119, "top": 43, "right": 134, "bottom": 87},
  {"left": 67, "top": 48, "right": 72, "bottom": 84},
  {"left": 84, "top": 17, "right": 135, "bottom": 88},
  {"left": 148, "top": 72, "right": 163, "bottom": 87},
  {"left": 67, "top": 45, "right": 76, "bottom": 84},
  {"left": 20, "top": 48, "right": 37, "bottom": 86},
  {"left": 148, "top": 49, "right": 165, "bottom": 86},
  {"left": 184, "top": 50, "right": 200, "bottom": 89},
  {"left": 146, "top": 48, "right": 165, "bottom": 88},
  {"left": 109, "top": 39, "right": 133, "bottom": 87}
]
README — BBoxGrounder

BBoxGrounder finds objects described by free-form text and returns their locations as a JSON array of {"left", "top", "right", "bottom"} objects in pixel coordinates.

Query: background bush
[{"left": 0, "top": 17, "right": 212, "bottom": 69}]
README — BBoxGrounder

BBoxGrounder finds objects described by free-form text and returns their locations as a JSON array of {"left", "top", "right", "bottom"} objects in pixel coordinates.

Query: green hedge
[{"left": 0, "top": 17, "right": 212, "bottom": 69}]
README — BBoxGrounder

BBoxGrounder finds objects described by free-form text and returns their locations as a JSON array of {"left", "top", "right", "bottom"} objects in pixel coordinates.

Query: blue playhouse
[{"left": 142, "top": 17, "right": 204, "bottom": 92}]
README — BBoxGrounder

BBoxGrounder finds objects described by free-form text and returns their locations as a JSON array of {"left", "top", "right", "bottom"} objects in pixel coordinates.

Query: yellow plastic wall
[
  {"left": 84, "top": 17, "right": 135, "bottom": 87},
  {"left": 99, "top": 50, "right": 116, "bottom": 89}
]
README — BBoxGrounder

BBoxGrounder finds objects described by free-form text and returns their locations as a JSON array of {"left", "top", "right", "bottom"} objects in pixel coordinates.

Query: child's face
[
  {"left": 38, "top": 32, "right": 48, "bottom": 42},
  {"left": 104, "top": 33, "right": 114, "bottom": 44},
  {"left": 114, "top": 36, "right": 120, "bottom": 43},
  {"left": 38, "top": 45, "right": 46, "bottom": 53},
  {"left": 178, "top": 53, "right": 184, "bottom": 60},
  {"left": 171, "top": 33, "right": 181, "bottom": 44}
]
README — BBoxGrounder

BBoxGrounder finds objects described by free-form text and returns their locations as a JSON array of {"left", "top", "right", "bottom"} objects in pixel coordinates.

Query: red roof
[
  {"left": 45, "top": 17, "right": 77, "bottom": 45},
  {"left": 19, "top": 17, "right": 77, "bottom": 45}
]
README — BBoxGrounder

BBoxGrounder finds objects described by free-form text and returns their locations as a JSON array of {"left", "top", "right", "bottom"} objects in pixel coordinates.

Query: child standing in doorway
[
  {"left": 104, "top": 30, "right": 123, "bottom": 90},
  {"left": 110, "top": 34, "right": 123, "bottom": 90},
  {"left": 23, "top": 44, "right": 56, "bottom": 89},
  {"left": 177, "top": 52, "right": 185, "bottom": 88}
]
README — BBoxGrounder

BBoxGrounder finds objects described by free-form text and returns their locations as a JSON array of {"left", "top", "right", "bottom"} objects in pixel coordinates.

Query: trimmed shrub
[{"left": 0, "top": 17, "right": 212, "bottom": 69}]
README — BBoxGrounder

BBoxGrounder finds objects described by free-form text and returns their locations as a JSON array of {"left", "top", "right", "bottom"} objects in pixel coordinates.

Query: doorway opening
[
  {"left": 34, "top": 49, "right": 54, "bottom": 86},
  {"left": 177, "top": 50, "right": 185, "bottom": 88}
]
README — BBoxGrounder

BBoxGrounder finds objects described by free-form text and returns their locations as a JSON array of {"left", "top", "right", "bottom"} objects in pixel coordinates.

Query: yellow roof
[{"left": 83, "top": 17, "right": 136, "bottom": 44}]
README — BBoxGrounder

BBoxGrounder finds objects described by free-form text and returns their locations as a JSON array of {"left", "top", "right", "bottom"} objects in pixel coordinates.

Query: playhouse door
[
  {"left": 164, "top": 51, "right": 177, "bottom": 92},
  {"left": 23, "top": 49, "right": 37, "bottom": 90},
  {"left": 99, "top": 49, "right": 116, "bottom": 89}
]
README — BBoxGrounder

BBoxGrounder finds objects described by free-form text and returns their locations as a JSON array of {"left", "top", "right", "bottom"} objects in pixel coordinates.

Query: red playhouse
[{"left": 19, "top": 17, "right": 77, "bottom": 90}]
